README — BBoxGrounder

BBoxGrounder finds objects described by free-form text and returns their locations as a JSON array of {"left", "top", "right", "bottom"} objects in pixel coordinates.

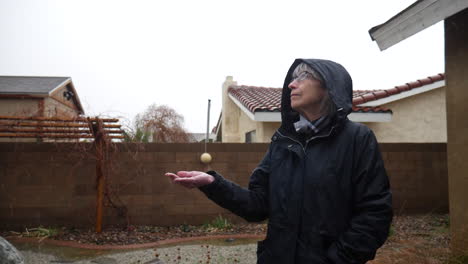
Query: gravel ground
[{"left": 19, "top": 242, "right": 257, "bottom": 264}]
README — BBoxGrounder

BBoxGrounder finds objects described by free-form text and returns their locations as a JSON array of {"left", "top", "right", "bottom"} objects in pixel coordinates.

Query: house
[
  {"left": 0, "top": 76, "right": 84, "bottom": 118},
  {"left": 368, "top": 0, "right": 468, "bottom": 252},
  {"left": 215, "top": 73, "right": 445, "bottom": 143},
  {"left": 188, "top": 132, "right": 216, "bottom": 142}
]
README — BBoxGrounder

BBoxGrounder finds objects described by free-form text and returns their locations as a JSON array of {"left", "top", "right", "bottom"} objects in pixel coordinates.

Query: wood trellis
[{"left": 0, "top": 115, "right": 125, "bottom": 233}]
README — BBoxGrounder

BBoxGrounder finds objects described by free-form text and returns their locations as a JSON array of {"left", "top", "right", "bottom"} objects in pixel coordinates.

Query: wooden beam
[
  {"left": 369, "top": 0, "right": 468, "bottom": 50},
  {"left": 0, "top": 121, "right": 121, "bottom": 129},
  {"left": 0, "top": 115, "right": 119, "bottom": 123},
  {"left": 0, "top": 128, "right": 124, "bottom": 134},
  {"left": 0, "top": 133, "right": 124, "bottom": 139}
]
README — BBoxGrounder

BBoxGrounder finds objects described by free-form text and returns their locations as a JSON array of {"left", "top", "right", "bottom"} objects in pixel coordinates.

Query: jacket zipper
[
  {"left": 276, "top": 126, "right": 336, "bottom": 154},
  {"left": 304, "top": 126, "right": 336, "bottom": 149},
  {"left": 276, "top": 130, "right": 307, "bottom": 153}
]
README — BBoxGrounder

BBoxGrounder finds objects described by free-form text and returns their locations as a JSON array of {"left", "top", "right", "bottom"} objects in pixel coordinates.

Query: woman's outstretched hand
[{"left": 165, "top": 171, "right": 215, "bottom": 189}]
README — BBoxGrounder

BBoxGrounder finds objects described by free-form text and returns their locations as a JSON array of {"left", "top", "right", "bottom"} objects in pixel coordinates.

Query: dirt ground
[{"left": 2, "top": 214, "right": 465, "bottom": 263}]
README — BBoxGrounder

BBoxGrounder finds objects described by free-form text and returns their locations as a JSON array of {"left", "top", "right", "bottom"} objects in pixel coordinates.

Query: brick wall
[{"left": 0, "top": 142, "right": 447, "bottom": 230}]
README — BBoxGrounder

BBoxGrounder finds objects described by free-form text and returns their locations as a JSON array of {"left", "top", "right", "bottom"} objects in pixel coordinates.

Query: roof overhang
[
  {"left": 348, "top": 112, "right": 392, "bottom": 122},
  {"left": 369, "top": 0, "right": 468, "bottom": 50},
  {"left": 359, "top": 79, "right": 445, "bottom": 106},
  {"left": 229, "top": 93, "right": 392, "bottom": 123}
]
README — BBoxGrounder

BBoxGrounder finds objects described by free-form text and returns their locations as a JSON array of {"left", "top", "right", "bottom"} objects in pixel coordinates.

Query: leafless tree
[{"left": 133, "top": 104, "right": 192, "bottom": 143}]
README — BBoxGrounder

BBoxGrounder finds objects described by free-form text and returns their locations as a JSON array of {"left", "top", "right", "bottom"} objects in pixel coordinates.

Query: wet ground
[{"left": 11, "top": 237, "right": 259, "bottom": 264}]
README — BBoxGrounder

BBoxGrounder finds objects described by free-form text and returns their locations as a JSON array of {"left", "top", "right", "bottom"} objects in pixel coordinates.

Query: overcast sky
[{"left": 0, "top": 0, "right": 444, "bottom": 133}]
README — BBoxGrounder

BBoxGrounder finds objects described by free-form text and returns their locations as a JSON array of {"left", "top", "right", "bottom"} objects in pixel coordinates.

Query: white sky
[{"left": 0, "top": 0, "right": 444, "bottom": 133}]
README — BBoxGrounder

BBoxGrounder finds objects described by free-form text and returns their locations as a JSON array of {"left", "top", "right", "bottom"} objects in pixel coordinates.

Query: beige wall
[
  {"left": 222, "top": 77, "right": 241, "bottom": 142},
  {"left": 50, "top": 86, "right": 80, "bottom": 113},
  {"left": 445, "top": 9, "right": 468, "bottom": 254},
  {"left": 365, "top": 87, "right": 447, "bottom": 143},
  {"left": 0, "top": 99, "right": 41, "bottom": 116},
  {"left": 237, "top": 109, "right": 257, "bottom": 142},
  {"left": 261, "top": 122, "right": 281, "bottom": 142},
  {"left": 44, "top": 97, "right": 80, "bottom": 118}
]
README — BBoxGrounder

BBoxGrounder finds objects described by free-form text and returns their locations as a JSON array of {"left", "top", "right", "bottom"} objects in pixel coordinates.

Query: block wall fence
[{"left": 0, "top": 142, "right": 447, "bottom": 230}]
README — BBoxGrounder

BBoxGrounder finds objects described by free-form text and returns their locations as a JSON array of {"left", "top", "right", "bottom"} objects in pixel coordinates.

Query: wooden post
[{"left": 92, "top": 119, "right": 106, "bottom": 233}]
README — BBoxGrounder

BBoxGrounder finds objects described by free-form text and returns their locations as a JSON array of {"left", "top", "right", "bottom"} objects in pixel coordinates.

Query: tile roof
[
  {"left": 352, "top": 106, "right": 392, "bottom": 113},
  {"left": 0, "top": 76, "right": 71, "bottom": 95},
  {"left": 228, "top": 73, "right": 445, "bottom": 115},
  {"left": 228, "top": 85, "right": 282, "bottom": 113},
  {"left": 228, "top": 86, "right": 392, "bottom": 114},
  {"left": 352, "top": 73, "right": 445, "bottom": 105}
]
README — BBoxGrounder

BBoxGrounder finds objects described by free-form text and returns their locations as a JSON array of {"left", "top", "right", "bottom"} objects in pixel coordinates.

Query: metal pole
[{"left": 205, "top": 99, "right": 211, "bottom": 153}]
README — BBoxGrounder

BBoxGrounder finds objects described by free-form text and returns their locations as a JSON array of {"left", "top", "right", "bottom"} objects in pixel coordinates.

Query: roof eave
[
  {"left": 358, "top": 79, "right": 445, "bottom": 107},
  {"left": 369, "top": 0, "right": 468, "bottom": 50},
  {"left": 67, "top": 81, "right": 85, "bottom": 115},
  {"left": 348, "top": 112, "right": 392, "bottom": 122}
]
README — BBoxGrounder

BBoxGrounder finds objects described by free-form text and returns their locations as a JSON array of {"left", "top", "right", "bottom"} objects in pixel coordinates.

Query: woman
[{"left": 166, "top": 59, "right": 393, "bottom": 264}]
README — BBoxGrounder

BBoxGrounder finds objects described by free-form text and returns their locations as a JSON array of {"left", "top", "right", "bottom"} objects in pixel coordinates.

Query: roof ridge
[
  {"left": 352, "top": 73, "right": 444, "bottom": 105},
  {"left": 229, "top": 84, "right": 282, "bottom": 90}
]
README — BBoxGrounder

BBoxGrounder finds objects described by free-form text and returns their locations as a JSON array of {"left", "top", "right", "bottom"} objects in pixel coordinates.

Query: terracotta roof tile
[
  {"left": 418, "top": 78, "right": 433, "bottom": 86},
  {"left": 353, "top": 97, "right": 365, "bottom": 105},
  {"left": 351, "top": 73, "right": 445, "bottom": 105},
  {"left": 362, "top": 93, "right": 376, "bottom": 102},
  {"left": 398, "top": 84, "right": 411, "bottom": 91},
  {"left": 373, "top": 90, "right": 388, "bottom": 99},
  {"left": 228, "top": 85, "right": 282, "bottom": 113},
  {"left": 352, "top": 106, "right": 392, "bottom": 113},
  {"left": 385, "top": 87, "right": 400, "bottom": 96}
]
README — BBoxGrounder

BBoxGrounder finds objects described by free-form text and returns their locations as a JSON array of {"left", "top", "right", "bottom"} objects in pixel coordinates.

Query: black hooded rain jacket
[{"left": 199, "top": 59, "right": 393, "bottom": 264}]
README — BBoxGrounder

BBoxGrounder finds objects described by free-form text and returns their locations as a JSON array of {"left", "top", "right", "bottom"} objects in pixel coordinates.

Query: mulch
[{"left": 1, "top": 222, "right": 267, "bottom": 246}]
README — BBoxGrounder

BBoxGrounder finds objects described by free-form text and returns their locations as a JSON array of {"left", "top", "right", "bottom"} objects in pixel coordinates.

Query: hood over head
[{"left": 280, "top": 58, "right": 353, "bottom": 135}]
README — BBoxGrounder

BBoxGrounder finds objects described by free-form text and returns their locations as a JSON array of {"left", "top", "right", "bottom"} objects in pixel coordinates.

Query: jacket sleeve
[
  {"left": 198, "top": 146, "right": 271, "bottom": 222},
  {"left": 327, "top": 129, "right": 393, "bottom": 264}
]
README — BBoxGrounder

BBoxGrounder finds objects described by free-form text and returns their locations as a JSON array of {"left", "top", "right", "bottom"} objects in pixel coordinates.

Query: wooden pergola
[{"left": 0, "top": 115, "right": 124, "bottom": 233}]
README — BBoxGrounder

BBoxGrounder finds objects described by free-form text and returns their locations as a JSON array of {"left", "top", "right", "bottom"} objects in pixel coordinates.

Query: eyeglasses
[{"left": 291, "top": 71, "right": 314, "bottom": 83}]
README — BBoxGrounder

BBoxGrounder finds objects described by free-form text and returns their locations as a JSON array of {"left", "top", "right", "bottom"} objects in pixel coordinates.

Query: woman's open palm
[{"left": 165, "top": 171, "right": 214, "bottom": 189}]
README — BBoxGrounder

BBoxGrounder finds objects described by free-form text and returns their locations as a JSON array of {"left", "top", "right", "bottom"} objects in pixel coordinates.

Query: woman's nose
[{"left": 288, "top": 80, "right": 297, "bottom": 90}]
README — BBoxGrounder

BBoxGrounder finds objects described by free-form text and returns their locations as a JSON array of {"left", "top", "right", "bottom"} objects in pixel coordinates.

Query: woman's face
[{"left": 288, "top": 73, "right": 325, "bottom": 115}]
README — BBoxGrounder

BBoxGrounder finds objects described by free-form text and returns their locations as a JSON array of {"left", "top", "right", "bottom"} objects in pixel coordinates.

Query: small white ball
[{"left": 200, "top": 153, "right": 212, "bottom": 164}]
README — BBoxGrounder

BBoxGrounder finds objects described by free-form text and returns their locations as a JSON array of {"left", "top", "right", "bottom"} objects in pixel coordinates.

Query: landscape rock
[{"left": 0, "top": 236, "right": 24, "bottom": 264}]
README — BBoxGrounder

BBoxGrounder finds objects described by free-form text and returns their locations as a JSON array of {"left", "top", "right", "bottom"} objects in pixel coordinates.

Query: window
[{"left": 245, "top": 130, "right": 256, "bottom": 143}]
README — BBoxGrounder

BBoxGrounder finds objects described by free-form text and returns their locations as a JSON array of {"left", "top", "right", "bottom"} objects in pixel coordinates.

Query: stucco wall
[
  {"left": 222, "top": 77, "right": 241, "bottom": 142},
  {"left": 43, "top": 97, "right": 80, "bottom": 118},
  {"left": 261, "top": 122, "right": 281, "bottom": 142},
  {"left": 0, "top": 99, "right": 40, "bottom": 116},
  {"left": 445, "top": 8, "right": 468, "bottom": 253},
  {"left": 237, "top": 109, "right": 257, "bottom": 142},
  {"left": 364, "top": 87, "right": 446, "bottom": 143},
  {"left": 49, "top": 86, "right": 80, "bottom": 113}
]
